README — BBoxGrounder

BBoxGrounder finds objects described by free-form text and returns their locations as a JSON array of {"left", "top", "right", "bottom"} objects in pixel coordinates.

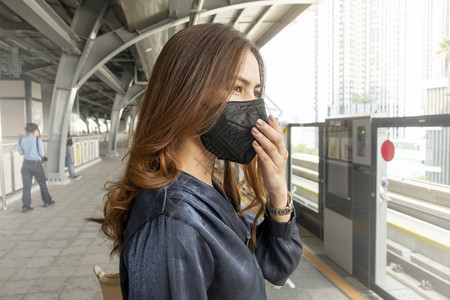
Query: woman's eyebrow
[{"left": 236, "top": 76, "right": 261, "bottom": 88}]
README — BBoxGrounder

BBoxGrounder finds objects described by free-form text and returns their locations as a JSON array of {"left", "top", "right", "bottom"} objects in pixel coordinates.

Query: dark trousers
[{"left": 21, "top": 160, "right": 52, "bottom": 208}]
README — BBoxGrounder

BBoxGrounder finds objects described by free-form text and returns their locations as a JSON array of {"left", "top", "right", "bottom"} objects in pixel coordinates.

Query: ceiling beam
[
  {"left": 0, "top": 27, "right": 59, "bottom": 64},
  {"left": 188, "top": 0, "right": 205, "bottom": 27},
  {"left": 78, "top": 96, "right": 111, "bottom": 110},
  {"left": 124, "top": 84, "right": 145, "bottom": 107},
  {"left": 201, "top": 1, "right": 313, "bottom": 20},
  {"left": 209, "top": 14, "right": 217, "bottom": 23},
  {"left": 254, "top": 4, "right": 310, "bottom": 47},
  {"left": 245, "top": 5, "right": 273, "bottom": 37},
  {"left": 96, "top": 89, "right": 116, "bottom": 102},
  {"left": 0, "top": 22, "right": 35, "bottom": 31},
  {"left": 22, "top": 63, "right": 53, "bottom": 74},
  {"left": 231, "top": 9, "right": 245, "bottom": 26},
  {"left": 79, "top": 91, "right": 99, "bottom": 97},
  {"left": 48, "top": 0, "right": 74, "bottom": 23},
  {"left": 75, "top": 17, "right": 188, "bottom": 88},
  {"left": 80, "top": 86, "right": 115, "bottom": 102},
  {"left": 70, "top": 0, "right": 312, "bottom": 90},
  {"left": 94, "top": 66, "right": 126, "bottom": 94},
  {"left": 1, "top": 0, "right": 81, "bottom": 55}
]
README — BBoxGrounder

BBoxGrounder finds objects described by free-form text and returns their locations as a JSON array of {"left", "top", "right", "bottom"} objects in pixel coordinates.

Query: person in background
[
  {"left": 90, "top": 23, "right": 302, "bottom": 299},
  {"left": 18, "top": 123, "right": 55, "bottom": 213},
  {"left": 66, "top": 132, "right": 80, "bottom": 179}
]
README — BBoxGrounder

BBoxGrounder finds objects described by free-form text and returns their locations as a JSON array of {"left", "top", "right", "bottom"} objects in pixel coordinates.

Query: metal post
[{"left": 0, "top": 102, "right": 6, "bottom": 210}]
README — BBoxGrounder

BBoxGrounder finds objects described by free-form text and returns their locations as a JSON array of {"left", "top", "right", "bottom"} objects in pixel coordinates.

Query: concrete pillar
[{"left": 108, "top": 108, "right": 123, "bottom": 156}]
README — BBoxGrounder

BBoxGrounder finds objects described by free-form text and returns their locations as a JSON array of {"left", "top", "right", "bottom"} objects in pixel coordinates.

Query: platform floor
[{"left": 1, "top": 142, "right": 372, "bottom": 299}]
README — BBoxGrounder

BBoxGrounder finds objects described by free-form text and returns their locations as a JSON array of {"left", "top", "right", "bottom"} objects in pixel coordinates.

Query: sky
[
  {"left": 260, "top": 10, "right": 314, "bottom": 124},
  {"left": 260, "top": 0, "right": 429, "bottom": 123}
]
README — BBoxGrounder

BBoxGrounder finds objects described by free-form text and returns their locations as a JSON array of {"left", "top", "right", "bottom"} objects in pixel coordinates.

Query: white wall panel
[
  {"left": 1, "top": 100, "right": 26, "bottom": 137},
  {"left": 1, "top": 152, "right": 12, "bottom": 194},
  {"left": 0, "top": 80, "right": 25, "bottom": 98},
  {"left": 31, "top": 81, "right": 42, "bottom": 100},
  {"left": 13, "top": 151, "right": 23, "bottom": 190}
]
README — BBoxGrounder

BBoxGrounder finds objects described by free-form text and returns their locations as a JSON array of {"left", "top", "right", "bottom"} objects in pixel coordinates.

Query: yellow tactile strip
[{"left": 302, "top": 247, "right": 366, "bottom": 300}]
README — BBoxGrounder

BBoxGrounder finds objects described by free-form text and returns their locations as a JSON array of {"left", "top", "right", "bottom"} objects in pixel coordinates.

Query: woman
[{"left": 94, "top": 23, "right": 302, "bottom": 299}]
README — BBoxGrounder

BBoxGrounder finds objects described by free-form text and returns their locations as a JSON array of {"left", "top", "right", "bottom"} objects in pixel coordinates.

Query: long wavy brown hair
[{"left": 91, "top": 23, "right": 268, "bottom": 257}]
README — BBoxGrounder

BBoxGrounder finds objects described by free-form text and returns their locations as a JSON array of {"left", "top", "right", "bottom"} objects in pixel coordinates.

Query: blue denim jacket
[{"left": 120, "top": 171, "right": 302, "bottom": 299}]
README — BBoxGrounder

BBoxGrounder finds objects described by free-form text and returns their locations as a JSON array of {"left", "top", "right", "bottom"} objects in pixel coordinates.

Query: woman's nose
[{"left": 243, "top": 90, "right": 257, "bottom": 101}]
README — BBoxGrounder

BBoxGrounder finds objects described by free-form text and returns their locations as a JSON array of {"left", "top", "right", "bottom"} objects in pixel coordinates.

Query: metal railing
[{"left": 1, "top": 135, "right": 103, "bottom": 210}]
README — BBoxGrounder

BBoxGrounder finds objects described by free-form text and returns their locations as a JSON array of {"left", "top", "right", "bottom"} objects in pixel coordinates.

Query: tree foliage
[
  {"left": 351, "top": 92, "right": 375, "bottom": 103},
  {"left": 437, "top": 37, "right": 450, "bottom": 58},
  {"left": 292, "top": 144, "right": 319, "bottom": 155}
]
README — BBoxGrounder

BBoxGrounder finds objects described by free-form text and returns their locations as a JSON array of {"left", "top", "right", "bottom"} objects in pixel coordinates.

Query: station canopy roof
[{"left": 0, "top": 0, "right": 312, "bottom": 118}]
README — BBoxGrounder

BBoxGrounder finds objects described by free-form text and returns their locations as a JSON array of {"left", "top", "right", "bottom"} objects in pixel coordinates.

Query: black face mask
[{"left": 200, "top": 98, "right": 268, "bottom": 164}]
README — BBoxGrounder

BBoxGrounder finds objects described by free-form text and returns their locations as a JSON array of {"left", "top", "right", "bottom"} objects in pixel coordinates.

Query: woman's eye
[
  {"left": 254, "top": 91, "right": 262, "bottom": 98},
  {"left": 234, "top": 86, "right": 242, "bottom": 93}
]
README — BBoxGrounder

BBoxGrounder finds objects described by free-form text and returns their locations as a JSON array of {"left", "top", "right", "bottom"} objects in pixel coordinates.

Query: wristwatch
[{"left": 266, "top": 192, "right": 294, "bottom": 216}]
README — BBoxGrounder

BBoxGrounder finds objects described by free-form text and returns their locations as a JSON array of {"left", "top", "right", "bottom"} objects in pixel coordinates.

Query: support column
[
  {"left": 108, "top": 106, "right": 123, "bottom": 156},
  {"left": 24, "top": 77, "right": 32, "bottom": 123},
  {"left": 46, "top": 56, "right": 80, "bottom": 182},
  {"left": 46, "top": 1, "right": 108, "bottom": 182},
  {"left": 107, "top": 64, "right": 134, "bottom": 155},
  {"left": 107, "top": 82, "right": 145, "bottom": 154},
  {"left": 127, "top": 106, "right": 139, "bottom": 147}
]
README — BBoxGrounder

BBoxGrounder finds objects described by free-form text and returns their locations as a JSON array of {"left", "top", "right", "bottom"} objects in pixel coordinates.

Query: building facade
[
  {"left": 312, "top": 0, "right": 425, "bottom": 118},
  {"left": 424, "top": 0, "right": 450, "bottom": 185}
]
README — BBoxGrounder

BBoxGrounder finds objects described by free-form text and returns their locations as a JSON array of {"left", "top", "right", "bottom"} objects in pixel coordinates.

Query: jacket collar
[
  {"left": 171, "top": 171, "right": 238, "bottom": 211},
  {"left": 169, "top": 171, "right": 253, "bottom": 251},
  {"left": 123, "top": 171, "right": 251, "bottom": 249},
  {"left": 170, "top": 171, "right": 250, "bottom": 241}
]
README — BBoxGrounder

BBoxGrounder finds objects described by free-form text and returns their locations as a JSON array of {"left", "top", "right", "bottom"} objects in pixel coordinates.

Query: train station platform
[{"left": 0, "top": 142, "right": 377, "bottom": 300}]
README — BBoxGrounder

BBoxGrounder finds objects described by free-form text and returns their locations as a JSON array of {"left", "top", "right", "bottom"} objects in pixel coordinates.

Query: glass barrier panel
[
  {"left": 290, "top": 126, "right": 320, "bottom": 213},
  {"left": 375, "top": 126, "right": 450, "bottom": 299}
]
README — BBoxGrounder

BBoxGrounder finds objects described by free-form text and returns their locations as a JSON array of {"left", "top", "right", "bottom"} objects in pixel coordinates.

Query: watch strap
[{"left": 266, "top": 192, "right": 294, "bottom": 216}]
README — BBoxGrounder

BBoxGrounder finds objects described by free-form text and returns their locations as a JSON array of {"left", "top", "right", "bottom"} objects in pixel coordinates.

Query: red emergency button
[{"left": 381, "top": 140, "right": 395, "bottom": 162}]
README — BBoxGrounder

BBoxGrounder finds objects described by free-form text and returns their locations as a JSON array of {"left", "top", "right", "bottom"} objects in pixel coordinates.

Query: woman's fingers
[
  {"left": 252, "top": 139, "right": 276, "bottom": 168},
  {"left": 268, "top": 115, "right": 283, "bottom": 134},
  {"left": 251, "top": 116, "right": 288, "bottom": 162},
  {"left": 251, "top": 115, "right": 289, "bottom": 196}
]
